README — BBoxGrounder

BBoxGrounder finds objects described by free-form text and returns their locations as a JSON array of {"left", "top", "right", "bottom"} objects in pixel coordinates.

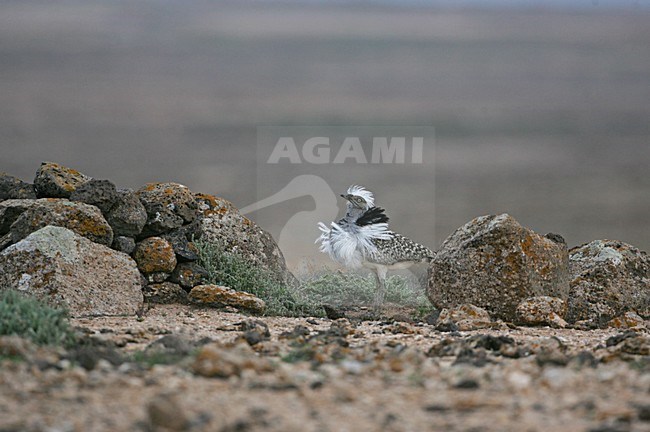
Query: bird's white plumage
[
  {"left": 346, "top": 185, "right": 375, "bottom": 207},
  {"left": 316, "top": 220, "right": 393, "bottom": 268}
]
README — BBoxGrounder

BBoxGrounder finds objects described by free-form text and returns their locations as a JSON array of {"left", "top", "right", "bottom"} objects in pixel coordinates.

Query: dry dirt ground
[{"left": 1, "top": 304, "right": 649, "bottom": 432}]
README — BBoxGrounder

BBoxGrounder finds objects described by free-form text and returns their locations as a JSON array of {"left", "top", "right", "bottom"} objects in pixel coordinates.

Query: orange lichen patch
[
  {"left": 142, "top": 183, "right": 159, "bottom": 192},
  {"left": 133, "top": 237, "right": 176, "bottom": 274}
]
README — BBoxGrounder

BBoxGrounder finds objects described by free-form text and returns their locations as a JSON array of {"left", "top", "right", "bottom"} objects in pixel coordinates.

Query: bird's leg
[{"left": 372, "top": 266, "right": 388, "bottom": 314}]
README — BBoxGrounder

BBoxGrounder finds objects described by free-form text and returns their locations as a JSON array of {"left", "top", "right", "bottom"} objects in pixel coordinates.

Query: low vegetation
[
  {"left": 195, "top": 239, "right": 431, "bottom": 317},
  {"left": 0, "top": 289, "right": 76, "bottom": 347}
]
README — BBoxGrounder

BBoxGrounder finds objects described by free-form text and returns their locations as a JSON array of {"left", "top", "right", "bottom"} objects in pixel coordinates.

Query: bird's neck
[{"left": 341, "top": 205, "right": 365, "bottom": 224}]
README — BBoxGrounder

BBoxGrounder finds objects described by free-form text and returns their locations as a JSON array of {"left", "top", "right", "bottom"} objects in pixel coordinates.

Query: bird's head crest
[{"left": 346, "top": 185, "right": 375, "bottom": 207}]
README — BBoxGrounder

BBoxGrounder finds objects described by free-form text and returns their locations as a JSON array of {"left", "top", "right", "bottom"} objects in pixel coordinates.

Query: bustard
[{"left": 316, "top": 185, "right": 434, "bottom": 311}]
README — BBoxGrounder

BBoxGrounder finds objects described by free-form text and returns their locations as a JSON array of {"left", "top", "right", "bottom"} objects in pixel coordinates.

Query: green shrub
[
  {"left": 194, "top": 239, "right": 432, "bottom": 318},
  {"left": 297, "top": 271, "right": 431, "bottom": 310},
  {"left": 194, "top": 239, "right": 322, "bottom": 317},
  {"left": 0, "top": 289, "right": 76, "bottom": 347}
]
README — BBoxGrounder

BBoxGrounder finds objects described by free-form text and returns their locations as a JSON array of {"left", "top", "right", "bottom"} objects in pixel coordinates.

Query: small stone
[
  {"left": 0, "top": 173, "right": 36, "bottom": 200},
  {"left": 188, "top": 284, "right": 266, "bottom": 314},
  {"left": 516, "top": 296, "right": 568, "bottom": 328},
  {"left": 435, "top": 320, "right": 459, "bottom": 332},
  {"left": 144, "top": 282, "right": 187, "bottom": 304},
  {"left": 323, "top": 305, "right": 345, "bottom": 320},
  {"left": 111, "top": 236, "right": 136, "bottom": 255},
  {"left": 192, "top": 342, "right": 274, "bottom": 378},
  {"left": 33, "top": 161, "right": 90, "bottom": 198},
  {"left": 147, "top": 393, "right": 190, "bottom": 431},
  {"left": 169, "top": 262, "right": 209, "bottom": 289},
  {"left": 105, "top": 189, "right": 147, "bottom": 237},
  {"left": 608, "top": 311, "right": 646, "bottom": 330},
  {"left": 437, "top": 304, "right": 492, "bottom": 331},
  {"left": 133, "top": 237, "right": 177, "bottom": 275}
]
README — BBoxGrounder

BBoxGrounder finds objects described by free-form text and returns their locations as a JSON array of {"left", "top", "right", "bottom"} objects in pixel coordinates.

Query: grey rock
[
  {"left": 0, "top": 226, "right": 143, "bottom": 317},
  {"left": 144, "top": 282, "right": 188, "bottom": 304},
  {"left": 198, "top": 193, "right": 298, "bottom": 289},
  {"left": 516, "top": 296, "right": 568, "bottom": 328},
  {"left": 69, "top": 179, "right": 119, "bottom": 214},
  {"left": 0, "top": 199, "right": 36, "bottom": 235},
  {"left": 427, "top": 214, "right": 570, "bottom": 322},
  {"left": 111, "top": 236, "right": 136, "bottom": 255},
  {"left": 8, "top": 198, "right": 113, "bottom": 247},
  {"left": 0, "top": 173, "right": 36, "bottom": 200},
  {"left": 136, "top": 182, "right": 198, "bottom": 237},
  {"left": 567, "top": 240, "right": 650, "bottom": 324},
  {"left": 162, "top": 228, "right": 199, "bottom": 262},
  {"left": 33, "top": 161, "right": 90, "bottom": 198},
  {"left": 169, "top": 262, "right": 209, "bottom": 289},
  {"left": 105, "top": 189, "right": 147, "bottom": 237}
]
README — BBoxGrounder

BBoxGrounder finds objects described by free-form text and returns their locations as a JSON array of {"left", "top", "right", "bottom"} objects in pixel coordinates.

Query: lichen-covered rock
[
  {"left": 133, "top": 237, "right": 177, "bottom": 275},
  {"left": 427, "top": 214, "right": 570, "bottom": 321},
  {"left": 161, "top": 227, "right": 199, "bottom": 262},
  {"left": 0, "top": 173, "right": 36, "bottom": 200},
  {"left": 69, "top": 179, "right": 119, "bottom": 214},
  {"left": 188, "top": 284, "right": 266, "bottom": 314},
  {"left": 169, "top": 262, "right": 209, "bottom": 289},
  {"left": 0, "top": 226, "right": 143, "bottom": 316},
  {"left": 136, "top": 183, "right": 198, "bottom": 237},
  {"left": 105, "top": 189, "right": 147, "bottom": 237},
  {"left": 112, "top": 236, "right": 136, "bottom": 255},
  {"left": 567, "top": 240, "right": 650, "bottom": 324},
  {"left": 8, "top": 198, "right": 113, "bottom": 246},
  {"left": 144, "top": 282, "right": 188, "bottom": 304},
  {"left": 437, "top": 304, "right": 493, "bottom": 331},
  {"left": 516, "top": 296, "right": 567, "bottom": 328},
  {"left": 33, "top": 162, "right": 90, "bottom": 198},
  {"left": 607, "top": 312, "right": 646, "bottom": 330},
  {"left": 198, "top": 193, "right": 297, "bottom": 289}
]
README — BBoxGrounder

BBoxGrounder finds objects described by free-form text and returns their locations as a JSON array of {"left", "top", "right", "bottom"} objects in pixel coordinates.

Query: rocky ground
[{"left": 1, "top": 304, "right": 649, "bottom": 432}]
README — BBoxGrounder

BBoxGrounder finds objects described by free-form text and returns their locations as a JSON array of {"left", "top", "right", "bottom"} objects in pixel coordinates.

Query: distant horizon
[{"left": 253, "top": 0, "right": 650, "bottom": 11}]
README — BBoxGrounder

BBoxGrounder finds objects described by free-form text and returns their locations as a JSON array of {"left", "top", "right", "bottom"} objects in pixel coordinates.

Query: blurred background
[{"left": 1, "top": 0, "right": 649, "bottom": 269}]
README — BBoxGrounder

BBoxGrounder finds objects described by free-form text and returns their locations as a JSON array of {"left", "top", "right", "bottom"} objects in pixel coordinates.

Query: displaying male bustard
[{"left": 316, "top": 185, "right": 434, "bottom": 311}]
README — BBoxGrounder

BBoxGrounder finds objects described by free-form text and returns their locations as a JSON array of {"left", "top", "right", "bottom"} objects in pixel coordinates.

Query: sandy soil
[{"left": 0, "top": 304, "right": 648, "bottom": 432}]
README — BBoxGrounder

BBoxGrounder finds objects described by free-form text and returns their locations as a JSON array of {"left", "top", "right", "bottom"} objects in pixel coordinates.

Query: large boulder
[
  {"left": 567, "top": 240, "right": 650, "bottom": 324},
  {"left": 105, "top": 189, "right": 147, "bottom": 237},
  {"left": 136, "top": 182, "right": 198, "bottom": 237},
  {"left": 197, "top": 193, "right": 298, "bottom": 288},
  {"left": 0, "top": 173, "right": 36, "bottom": 200},
  {"left": 0, "top": 226, "right": 143, "bottom": 317},
  {"left": 7, "top": 199, "right": 113, "bottom": 247},
  {"left": 33, "top": 162, "right": 90, "bottom": 198},
  {"left": 427, "top": 214, "right": 570, "bottom": 321}
]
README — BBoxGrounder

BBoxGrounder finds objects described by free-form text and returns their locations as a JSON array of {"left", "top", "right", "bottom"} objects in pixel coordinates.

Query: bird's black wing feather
[{"left": 356, "top": 206, "right": 389, "bottom": 226}]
